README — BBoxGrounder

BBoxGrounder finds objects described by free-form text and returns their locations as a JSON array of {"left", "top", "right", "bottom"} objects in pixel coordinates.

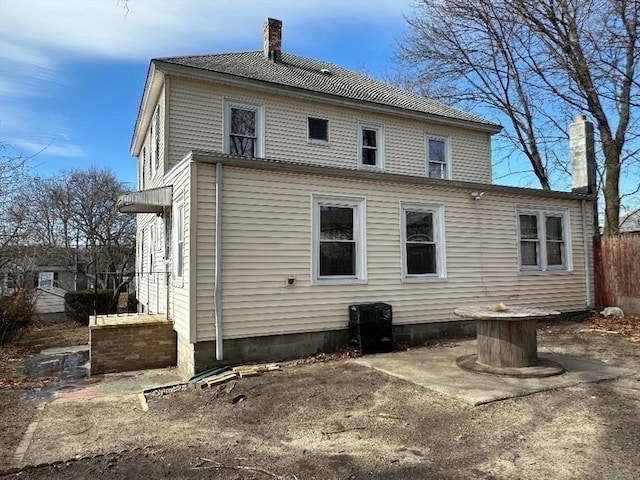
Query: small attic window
[
  {"left": 308, "top": 117, "right": 329, "bottom": 143},
  {"left": 320, "top": 68, "right": 332, "bottom": 75}
]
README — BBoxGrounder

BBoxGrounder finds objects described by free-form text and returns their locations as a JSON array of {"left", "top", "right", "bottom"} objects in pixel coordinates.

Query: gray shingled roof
[{"left": 158, "top": 51, "right": 500, "bottom": 129}]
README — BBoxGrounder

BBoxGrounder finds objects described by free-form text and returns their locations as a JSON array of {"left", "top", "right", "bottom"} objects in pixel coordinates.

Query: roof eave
[
  {"left": 153, "top": 60, "right": 503, "bottom": 135},
  {"left": 130, "top": 62, "right": 165, "bottom": 157},
  {"left": 190, "top": 150, "right": 594, "bottom": 201}
]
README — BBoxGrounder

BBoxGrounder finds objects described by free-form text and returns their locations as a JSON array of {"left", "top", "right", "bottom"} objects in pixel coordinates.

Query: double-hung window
[
  {"left": 175, "top": 201, "right": 185, "bottom": 284},
  {"left": 426, "top": 135, "right": 450, "bottom": 179},
  {"left": 517, "top": 207, "right": 571, "bottom": 272},
  {"left": 312, "top": 195, "right": 366, "bottom": 284},
  {"left": 148, "top": 223, "right": 155, "bottom": 281},
  {"left": 358, "top": 122, "right": 384, "bottom": 170},
  {"left": 151, "top": 106, "right": 160, "bottom": 177},
  {"left": 224, "top": 99, "right": 264, "bottom": 158},
  {"left": 400, "top": 202, "right": 446, "bottom": 281}
]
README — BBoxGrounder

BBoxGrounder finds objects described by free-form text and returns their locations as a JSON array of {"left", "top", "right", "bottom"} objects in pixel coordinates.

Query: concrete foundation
[{"left": 178, "top": 320, "right": 477, "bottom": 377}]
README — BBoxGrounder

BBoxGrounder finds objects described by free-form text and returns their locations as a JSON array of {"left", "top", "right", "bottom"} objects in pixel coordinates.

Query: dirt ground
[{"left": 1, "top": 317, "right": 639, "bottom": 479}]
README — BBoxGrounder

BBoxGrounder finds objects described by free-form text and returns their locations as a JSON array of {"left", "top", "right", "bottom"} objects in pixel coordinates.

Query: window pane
[
  {"left": 406, "top": 211, "right": 433, "bottom": 242},
  {"left": 230, "top": 136, "right": 255, "bottom": 157},
  {"left": 520, "top": 241, "right": 539, "bottom": 266},
  {"left": 362, "top": 129, "right": 377, "bottom": 147},
  {"left": 519, "top": 215, "right": 538, "bottom": 239},
  {"left": 547, "top": 242, "right": 564, "bottom": 265},
  {"left": 406, "top": 244, "right": 436, "bottom": 274},
  {"left": 308, "top": 117, "right": 328, "bottom": 141},
  {"left": 320, "top": 242, "right": 355, "bottom": 276},
  {"left": 428, "top": 162, "right": 443, "bottom": 178},
  {"left": 362, "top": 148, "right": 377, "bottom": 166},
  {"left": 230, "top": 108, "right": 256, "bottom": 135},
  {"left": 320, "top": 206, "right": 353, "bottom": 240},
  {"left": 546, "top": 216, "right": 563, "bottom": 241},
  {"left": 429, "top": 139, "right": 445, "bottom": 162}
]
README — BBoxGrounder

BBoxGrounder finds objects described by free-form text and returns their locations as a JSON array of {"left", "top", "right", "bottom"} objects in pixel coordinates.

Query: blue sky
[
  {"left": 2, "top": 0, "right": 636, "bottom": 212},
  {"left": 0, "top": 0, "right": 417, "bottom": 190}
]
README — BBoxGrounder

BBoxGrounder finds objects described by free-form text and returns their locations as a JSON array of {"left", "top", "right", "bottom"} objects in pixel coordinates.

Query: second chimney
[
  {"left": 263, "top": 18, "right": 282, "bottom": 62},
  {"left": 570, "top": 114, "right": 596, "bottom": 195}
]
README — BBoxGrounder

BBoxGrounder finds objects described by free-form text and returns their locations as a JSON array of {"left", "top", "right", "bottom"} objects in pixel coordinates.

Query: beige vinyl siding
[
  {"left": 136, "top": 213, "right": 162, "bottom": 314},
  {"left": 207, "top": 165, "right": 590, "bottom": 341},
  {"left": 166, "top": 77, "right": 491, "bottom": 184},
  {"left": 195, "top": 163, "right": 217, "bottom": 340},
  {"left": 166, "top": 157, "right": 192, "bottom": 341},
  {"left": 138, "top": 84, "right": 167, "bottom": 189}
]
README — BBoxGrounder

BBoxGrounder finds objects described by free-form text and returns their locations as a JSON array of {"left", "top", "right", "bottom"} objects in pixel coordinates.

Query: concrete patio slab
[{"left": 355, "top": 340, "right": 635, "bottom": 406}]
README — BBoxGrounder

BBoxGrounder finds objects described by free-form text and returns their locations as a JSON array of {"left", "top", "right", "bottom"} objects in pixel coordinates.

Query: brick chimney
[
  {"left": 570, "top": 114, "right": 596, "bottom": 195},
  {"left": 263, "top": 18, "right": 282, "bottom": 62}
]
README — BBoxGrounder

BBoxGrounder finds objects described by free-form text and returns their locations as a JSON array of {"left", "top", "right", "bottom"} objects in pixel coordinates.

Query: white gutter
[
  {"left": 214, "top": 162, "right": 223, "bottom": 360},
  {"left": 581, "top": 199, "right": 592, "bottom": 308}
]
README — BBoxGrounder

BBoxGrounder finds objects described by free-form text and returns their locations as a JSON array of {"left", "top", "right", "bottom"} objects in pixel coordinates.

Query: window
[
  {"left": 139, "top": 228, "right": 144, "bottom": 275},
  {"left": 151, "top": 106, "right": 160, "bottom": 177},
  {"left": 308, "top": 117, "right": 329, "bottom": 143},
  {"left": 224, "top": 99, "right": 264, "bottom": 158},
  {"left": 358, "top": 122, "right": 384, "bottom": 170},
  {"left": 148, "top": 223, "right": 155, "bottom": 280},
  {"left": 426, "top": 135, "right": 450, "bottom": 179},
  {"left": 401, "top": 203, "right": 446, "bottom": 281},
  {"left": 175, "top": 202, "right": 185, "bottom": 281},
  {"left": 517, "top": 207, "right": 571, "bottom": 272},
  {"left": 312, "top": 194, "right": 366, "bottom": 284},
  {"left": 38, "top": 272, "right": 58, "bottom": 288},
  {"left": 140, "top": 147, "right": 146, "bottom": 190}
]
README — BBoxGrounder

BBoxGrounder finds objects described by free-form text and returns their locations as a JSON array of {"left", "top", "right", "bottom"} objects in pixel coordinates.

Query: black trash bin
[{"left": 349, "top": 303, "right": 393, "bottom": 354}]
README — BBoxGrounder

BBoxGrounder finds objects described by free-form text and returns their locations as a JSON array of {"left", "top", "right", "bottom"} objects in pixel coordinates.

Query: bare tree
[
  {"left": 0, "top": 143, "right": 30, "bottom": 269},
  {"left": 13, "top": 167, "right": 135, "bottom": 307},
  {"left": 401, "top": 0, "right": 639, "bottom": 235}
]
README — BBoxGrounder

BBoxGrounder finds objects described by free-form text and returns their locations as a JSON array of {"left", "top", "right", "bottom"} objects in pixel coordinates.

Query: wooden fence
[{"left": 594, "top": 234, "right": 640, "bottom": 313}]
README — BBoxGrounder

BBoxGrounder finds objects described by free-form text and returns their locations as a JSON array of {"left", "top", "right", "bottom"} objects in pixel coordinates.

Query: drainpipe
[
  {"left": 581, "top": 200, "right": 592, "bottom": 309},
  {"left": 215, "top": 162, "right": 223, "bottom": 360}
]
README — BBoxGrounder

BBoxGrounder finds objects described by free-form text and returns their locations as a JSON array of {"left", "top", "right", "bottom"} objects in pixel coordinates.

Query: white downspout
[
  {"left": 215, "top": 162, "right": 223, "bottom": 360},
  {"left": 581, "top": 199, "right": 592, "bottom": 309}
]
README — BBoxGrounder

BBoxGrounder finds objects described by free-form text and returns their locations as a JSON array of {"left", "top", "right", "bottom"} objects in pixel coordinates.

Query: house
[{"left": 117, "top": 18, "right": 596, "bottom": 378}]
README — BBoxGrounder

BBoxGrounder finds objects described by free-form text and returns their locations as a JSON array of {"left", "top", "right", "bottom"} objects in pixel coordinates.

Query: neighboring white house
[{"left": 118, "top": 18, "right": 596, "bottom": 377}]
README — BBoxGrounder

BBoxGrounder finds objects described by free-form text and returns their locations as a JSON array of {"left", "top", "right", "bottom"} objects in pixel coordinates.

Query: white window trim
[
  {"left": 151, "top": 106, "right": 160, "bottom": 178},
  {"left": 148, "top": 222, "right": 156, "bottom": 283},
  {"left": 358, "top": 122, "right": 385, "bottom": 171},
  {"left": 425, "top": 134, "right": 451, "bottom": 180},
  {"left": 173, "top": 198, "right": 185, "bottom": 288},
  {"left": 400, "top": 202, "right": 447, "bottom": 282},
  {"left": 223, "top": 98, "right": 265, "bottom": 158},
  {"left": 516, "top": 206, "right": 572, "bottom": 274},
  {"left": 311, "top": 194, "right": 367, "bottom": 285},
  {"left": 307, "top": 117, "right": 330, "bottom": 145}
]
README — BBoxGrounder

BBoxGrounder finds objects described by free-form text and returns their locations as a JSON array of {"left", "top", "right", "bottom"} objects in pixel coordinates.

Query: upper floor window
[
  {"left": 151, "top": 106, "right": 160, "bottom": 177},
  {"left": 224, "top": 99, "right": 265, "bottom": 158},
  {"left": 358, "top": 122, "right": 384, "bottom": 170},
  {"left": 312, "top": 194, "right": 366, "bottom": 285},
  {"left": 400, "top": 202, "right": 446, "bottom": 282},
  {"left": 308, "top": 117, "right": 329, "bottom": 143},
  {"left": 140, "top": 147, "right": 146, "bottom": 190},
  {"left": 517, "top": 207, "right": 571, "bottom": 273},
  {"left": 426, "top": 135, "right": 450, "bottom": 179}
]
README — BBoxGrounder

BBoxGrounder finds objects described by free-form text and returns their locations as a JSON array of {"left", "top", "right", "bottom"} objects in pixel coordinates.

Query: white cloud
[
  {"left": 15, "top": 139, "right": 85, "bottom": 159},
  {"left": 0, "top": 0, "right": 413, "bottom": 167}
]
